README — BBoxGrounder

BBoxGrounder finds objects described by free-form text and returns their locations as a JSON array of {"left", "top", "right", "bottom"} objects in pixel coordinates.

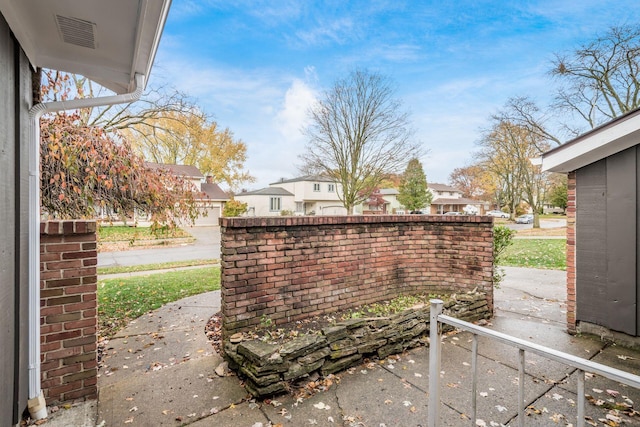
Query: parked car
[
  {"left": 443, "top": 211, "right": 463, "bottom": 215},
  {"left": 515, "top": 214, "right": 534, "bottom": 224},
  {"left": 486, "top": 210, "right": 509, "bottom": 218}
]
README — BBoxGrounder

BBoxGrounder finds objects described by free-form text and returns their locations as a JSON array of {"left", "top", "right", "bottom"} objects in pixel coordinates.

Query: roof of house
[
  {"left": 0, "top": 0, "right": 171, "bottom": 94},
  {"left": 237, "top": 187, "right": 294, "bottom": 197},
  {"left": 542, "top": 107, "right": 640, "bottom": 173},
  {"left": 270, "top": 175, "right": 336, "bottom": 185},
  {"left": 429, "top": 183, "right": 463, "bottom": 193},
  {"left": 201, "top": 183, "right": 229, "bottom": 201},
  {"left": 145, "top": 162, "right": 204, "bottom": 179}
]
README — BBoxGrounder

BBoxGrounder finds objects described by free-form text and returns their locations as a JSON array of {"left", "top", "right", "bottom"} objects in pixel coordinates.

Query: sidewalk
[{"left": 45, "top": 268, "right": 640, "bottom": 426}]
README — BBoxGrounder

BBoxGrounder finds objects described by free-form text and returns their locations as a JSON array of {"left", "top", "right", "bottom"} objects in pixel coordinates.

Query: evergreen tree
[{"left": 398, "top": 158, "right": 431, "bottom": 212}]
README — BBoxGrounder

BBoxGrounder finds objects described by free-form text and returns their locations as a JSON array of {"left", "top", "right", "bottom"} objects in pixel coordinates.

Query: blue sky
[{"left": 152, "top": 1, "right": 640, "bottom": 190}]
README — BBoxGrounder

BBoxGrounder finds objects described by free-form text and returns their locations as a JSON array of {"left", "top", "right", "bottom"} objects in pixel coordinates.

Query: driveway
[{"left": 97, "top": 225, "right": 221, "bottom": 267}]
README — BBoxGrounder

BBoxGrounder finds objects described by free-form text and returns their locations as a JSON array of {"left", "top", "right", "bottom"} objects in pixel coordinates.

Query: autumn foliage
[{"left": 40, "top": 111, "right": 201, "bottom": 227}]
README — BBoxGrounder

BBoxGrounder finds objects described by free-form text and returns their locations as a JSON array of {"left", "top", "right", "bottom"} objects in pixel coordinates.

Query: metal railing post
[{"left": 429, "top": 299, "right": 444, "bottom": 427}]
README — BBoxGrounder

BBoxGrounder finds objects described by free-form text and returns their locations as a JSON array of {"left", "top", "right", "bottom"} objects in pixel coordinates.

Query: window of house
[
  {"left": 328, "top": 184, "right": 335, "bottom": 192},
  {"left": 313, "top": 183, "right": 320, "bottom": 192},
  {"left": 270, "top": 197, "right": 281, "bottom": 211},
  {"left": 295, "top": 202, "right": 303, "bottom": 213}
]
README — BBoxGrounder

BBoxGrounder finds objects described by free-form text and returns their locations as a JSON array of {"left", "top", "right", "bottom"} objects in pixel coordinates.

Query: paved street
[{"left": 97, "top": 226, "right": 221, "bottom": 267}]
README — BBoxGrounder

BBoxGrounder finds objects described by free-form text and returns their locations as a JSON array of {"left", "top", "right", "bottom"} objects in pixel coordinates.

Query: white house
[
  {"left": 236, "top": 186, "right": 296, "bottom": 216},
  {"left": 428, "top": 183, "right": 488, "bottom": 214},
  {"left": 236, "top": 175, "right": 347, "bottom": 216}
]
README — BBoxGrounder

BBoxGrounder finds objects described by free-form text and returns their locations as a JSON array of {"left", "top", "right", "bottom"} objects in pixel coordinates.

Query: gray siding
[
  {"left": 0, "top": 14, "right": 31, "bottom": 425},
  {"left": 576, "top": 146, "right": 639, "bottom": 336}
]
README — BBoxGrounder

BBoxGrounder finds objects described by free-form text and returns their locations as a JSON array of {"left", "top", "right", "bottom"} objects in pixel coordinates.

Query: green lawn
[
  {"left": 98, "top": 266, "right": 220, "bottom": 337},
  {"left": 98, "top": 224, "right": 191, "bottom": 242},
  {"left": 498, "top": 238, "right": 566, "bottom": 270},
  {"left": 97, "top": 259, "right": 218, "bottom": 275}
]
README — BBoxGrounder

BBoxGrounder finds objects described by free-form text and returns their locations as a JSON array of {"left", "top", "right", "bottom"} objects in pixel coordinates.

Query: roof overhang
[
  {"left": 0, "top": 0, "right": 171, "bottom": 94},
  {"left": 541, "top": 108, "right": 640, "bottom": 173}
]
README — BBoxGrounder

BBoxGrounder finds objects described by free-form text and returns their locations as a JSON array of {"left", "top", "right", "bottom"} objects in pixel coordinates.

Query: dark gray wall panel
[
  {"left": 0, "top": 13, "right": 31, "bottom": 425},
  {"left": 0, "top": 14, "right": 17, "bottom": 425},
  {"left": 605, "top": 149, "right": 636, "bottom": 335},
  {"left": 576, "top": 160, "right": 608, "bottom": 327}
]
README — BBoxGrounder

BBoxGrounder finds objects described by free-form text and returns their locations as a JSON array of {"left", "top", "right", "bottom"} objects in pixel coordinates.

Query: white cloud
[{"left": 275, "top": 77, "right": 317, "bottom": 144}]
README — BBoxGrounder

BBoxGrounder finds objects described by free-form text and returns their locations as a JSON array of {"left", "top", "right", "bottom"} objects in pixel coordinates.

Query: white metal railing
[{"left": 427, "top": 299, "right": 640, "bottom": 427}]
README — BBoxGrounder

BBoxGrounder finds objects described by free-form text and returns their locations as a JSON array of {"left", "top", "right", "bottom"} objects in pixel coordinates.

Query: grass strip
[
  {"left": 98, "top": 259, "right": 218, "bottom": 275},
  {"left": 98, "top": 225, "right": 191, "bottom": 242},
  {"left": 98, "top": 266, "right": 220, "bottom": 337},
  {"left": 498, "top": 238, "right": 566, "bottom": 270}
]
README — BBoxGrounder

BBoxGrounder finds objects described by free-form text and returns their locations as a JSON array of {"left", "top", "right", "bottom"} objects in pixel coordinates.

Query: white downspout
[{"left": 27, "top": 73, "right": 145, "bottom": 420}]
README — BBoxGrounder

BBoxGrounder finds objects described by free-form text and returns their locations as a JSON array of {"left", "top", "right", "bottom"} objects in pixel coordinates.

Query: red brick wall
[
  {"left": 40, "top": 220, "right": 98, "bottom": 404},
  {"left": 220, "top": 215, "right": 494, "bottom": 337},
  {"left": 566, "top": 172, "right": 577, "bottom": 333}
]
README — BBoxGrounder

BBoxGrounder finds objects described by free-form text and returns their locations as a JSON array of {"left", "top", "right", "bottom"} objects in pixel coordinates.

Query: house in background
[
  {"left": 237, "top": 175, "right": 347, "bottom": 216},
  {"left": 198, "top": 176, "right": 229, "bottom": 226},
  {"left": 144, "top": 162, "right": 229, "bottom": 225},
  {"left": 0, "top": 0, "right": 170, "bottom": 422},
  {"left": 541, "top": 107, "right": 640, "bottom": 345},
  {"left": 236, "top": 187, "right": 295, "bottom": 216},
  {"left": 145, "top": 162, "right": 205, "bottom": 191},
  {"left": 428, "top": 183, "right": 488, "bottom": 214},
  {"left": 237, "top": 176, "right": 484, "bottom": 217}
]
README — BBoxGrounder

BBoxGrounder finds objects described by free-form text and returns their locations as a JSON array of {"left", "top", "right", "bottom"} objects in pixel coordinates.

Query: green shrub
[
  {"left": 493, "top": 225, "right": 515, "bottom": 287},
  {"left": 223, "top": 199, "right": 248, "bottom": 217}
]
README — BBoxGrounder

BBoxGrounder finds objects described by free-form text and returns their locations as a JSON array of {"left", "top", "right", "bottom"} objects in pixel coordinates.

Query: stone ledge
[{"left": 223, "top": 292, "right": 490, "bottom": 397}]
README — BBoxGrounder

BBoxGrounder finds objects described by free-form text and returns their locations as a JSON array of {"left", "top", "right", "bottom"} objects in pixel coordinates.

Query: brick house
[
  {"left": 0, "top": 1, "right": 170, "bottom": 422},
  {"left": 541, "top": 107, "right": 640, "bottom": 344}
]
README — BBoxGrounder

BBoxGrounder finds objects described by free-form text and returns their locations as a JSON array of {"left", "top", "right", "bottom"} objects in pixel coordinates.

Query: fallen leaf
[
  {"left": 313, "top": 402, "right": 331, "bottom": 410},
  {"left": 549, "top": 413, "right": 564, "bottom": 422},
  {"left": 129, "top": 406, "right": 138, "bottom": 412},
  {"left": 607, "top": 389, "right": 620, "bottom": 397},
  {"left": 410, "top": 406, "right": 417, "bottom": 413},
  {"left": 593, "top": 388, "right": 604, "bottom": 394},
  {"left": 384, "top": 399, "right": 393, "bottom": 405},
  {"left": 495, "top": 405, "right": 507, "bottom": 412},
  {"left": 552, "top": 393, "right": 563, "bottom": 401},
  {"left": 480, "top": 392, "right": 488, "bottom": 397},
  {"left": 124, "top": 417, "right": 134, "bottom": 424},
  {"left": 403, "top": 401, "right": 412, "bottom": 407},
  {"left": 476, "top": 419, "right": 487, "bottom": 427},
  {"left": 617, "top": 355, "right": 635, "bottom": 360},
  {"left": 414, "top": 373, "right": 422, "bottom": 378}
]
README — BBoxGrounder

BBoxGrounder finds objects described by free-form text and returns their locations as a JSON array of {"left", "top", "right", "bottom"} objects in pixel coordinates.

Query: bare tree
[
  {"left": 551, "top": 25, "right": 640, "bottom": 131},
  {"left": 301, "top": 69, "right": 421, "bottom": 214},
  {"left": 42, "top": 70, "right": 254, "bottom": 190},
  {"left": 478, "top": 118, "right": 551, "bottom": 226}
]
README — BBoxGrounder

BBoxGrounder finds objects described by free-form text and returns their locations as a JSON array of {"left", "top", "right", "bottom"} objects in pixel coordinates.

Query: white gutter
[{"left": 26, "top": 73, "right": 145, "bottom": 420}]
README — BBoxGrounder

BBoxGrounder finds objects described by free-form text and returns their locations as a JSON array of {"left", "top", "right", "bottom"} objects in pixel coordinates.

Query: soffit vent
[{"left": 55, "top": 15, "right": 97, "bottom": 49}]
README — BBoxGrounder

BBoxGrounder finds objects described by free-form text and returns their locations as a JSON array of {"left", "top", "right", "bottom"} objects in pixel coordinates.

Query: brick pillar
[
  {"left": 40, "top": 220, "right": 98, "bottom": 403},
  {"left": 566, "top": 172, "right": 577, "bottom": 334}
]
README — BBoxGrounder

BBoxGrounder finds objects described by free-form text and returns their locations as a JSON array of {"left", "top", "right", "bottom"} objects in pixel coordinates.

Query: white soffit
[
  {"left": 0, "top": 0, "right": 171, "bottom": 94},
  {"left": 542, "top": 110, "right": 640, "bottom": 173}
]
